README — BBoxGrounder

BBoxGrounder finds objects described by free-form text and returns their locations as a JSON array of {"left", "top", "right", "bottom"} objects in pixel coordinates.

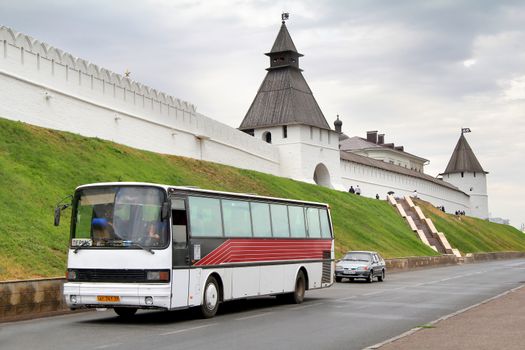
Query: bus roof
[{"left": 75, "top": 182, "right": 330, "bottom": 208}]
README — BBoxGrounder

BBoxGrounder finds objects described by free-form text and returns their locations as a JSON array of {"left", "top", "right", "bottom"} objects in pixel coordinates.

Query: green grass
[
  {"left": 417, "top": 200, "right": 525, "bottom": 253},
  {"left": 1, "top": 117, "right": 521, "bottom": 280}
]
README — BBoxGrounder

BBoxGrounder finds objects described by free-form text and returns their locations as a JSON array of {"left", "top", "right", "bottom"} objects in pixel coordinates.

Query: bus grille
[
  {"left": 322, "top": 251, "right": 331, "bottom": 283},
  {"left": 74, "top": 269, "right": 147, "bottom": 283}
]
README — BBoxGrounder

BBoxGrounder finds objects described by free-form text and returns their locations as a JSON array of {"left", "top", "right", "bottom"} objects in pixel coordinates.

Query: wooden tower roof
[
  {"left": 442, "top": 133, "right": 487, "bottom": 175},
  {"left": 239, "top": 22, "right": 331, "bottom": 131}
]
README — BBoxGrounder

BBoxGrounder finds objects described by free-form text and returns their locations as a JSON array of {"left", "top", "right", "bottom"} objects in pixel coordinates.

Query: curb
[{"left": 363, "top": 284, "right": 525, "bottom": 349}]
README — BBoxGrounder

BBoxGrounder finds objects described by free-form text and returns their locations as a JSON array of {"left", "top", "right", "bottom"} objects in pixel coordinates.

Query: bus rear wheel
[
  {"left": 288, "top": 270, "right": 306, "bottom": 304},
  {"left": 200, "top": 276, "right": 220, "bottom": 318},
  {"left": 114, "top": 307, "right": 137, "bottom": 318}
]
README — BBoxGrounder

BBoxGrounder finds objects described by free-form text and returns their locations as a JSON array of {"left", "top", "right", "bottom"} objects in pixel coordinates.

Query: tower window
[
  {"left": 310, "top": 126, "right": 313, "bottom": 140},
  {"left": 282, "top": 125, "right": 287, "bottom": 138},
  {"left": 461, "top": 172, "right": 464, "bottom": 178},
  {"left": 474, "top": 172, "right": 476, "bottom": 177}
]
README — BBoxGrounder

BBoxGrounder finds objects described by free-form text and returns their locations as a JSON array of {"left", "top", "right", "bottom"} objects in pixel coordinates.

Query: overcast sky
[{"left": 1, "top": 0, "right": 524, "bottom": 229}]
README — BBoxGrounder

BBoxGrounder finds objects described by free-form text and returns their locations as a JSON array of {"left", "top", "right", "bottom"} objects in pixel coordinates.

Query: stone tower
[
  {"left": 239, "top": 20, "right": 343, "bottom": 189},
  {"left": 441, "top": 131, "right": 489, "bottom": 219}
]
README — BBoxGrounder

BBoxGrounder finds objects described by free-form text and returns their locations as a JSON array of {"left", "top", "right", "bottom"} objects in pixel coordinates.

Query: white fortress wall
[
  {"left": 0, "top": 26, "right": 280, "bottom": 175},
  {"left": 340, "top": 159, "right": 470, "bottom": 213}
]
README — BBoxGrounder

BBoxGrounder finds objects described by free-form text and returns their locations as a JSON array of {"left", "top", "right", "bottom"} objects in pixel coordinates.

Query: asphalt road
[{"left": 2, "top": 259, "right": 524, "bottom": 350}]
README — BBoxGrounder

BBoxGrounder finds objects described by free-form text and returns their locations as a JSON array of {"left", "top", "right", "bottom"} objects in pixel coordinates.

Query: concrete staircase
[{"left": 388, "top": 195, "right": 461, "bottom": 257}]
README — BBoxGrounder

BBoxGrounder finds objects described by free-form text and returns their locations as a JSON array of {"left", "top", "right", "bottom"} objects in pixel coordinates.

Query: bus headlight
[
  {"left": 70, "top": 295, "right": 78, "bottom": 304},
  {"left": 146, "top": 270, "right": 170, "bottom": 282},
  {"left": 67, "top": 270, "right": 78, "bottom": 281},
  {"left": 145, "top": 296, "right": 154, "bottom": 305}
]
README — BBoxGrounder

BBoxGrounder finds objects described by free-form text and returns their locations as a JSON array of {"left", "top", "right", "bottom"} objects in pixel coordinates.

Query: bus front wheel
[{"left": 200, "top": 276, "right": 220, "bottom": 318}]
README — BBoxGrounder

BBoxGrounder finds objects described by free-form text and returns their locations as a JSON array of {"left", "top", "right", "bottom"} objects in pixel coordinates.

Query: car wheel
[
  {"left": 378, "top": 270, "right": 385, "bottom": 282},
  {"left": 335, "top": 276, "right": 342, "bottom": 283},
  {"left": 200, "top": 276, "right": 220, "bottom": 318},
  {"left": 114, "top": 307, "right": 137, "bottom": 318},
  {"left": 367, "top": 270, "right": 374, "bottom": 283}
]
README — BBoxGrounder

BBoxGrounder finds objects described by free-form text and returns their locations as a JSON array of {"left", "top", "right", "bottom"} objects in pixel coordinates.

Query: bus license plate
[{"left": 97, "top": 296, "right": 120, "bottom": 302}]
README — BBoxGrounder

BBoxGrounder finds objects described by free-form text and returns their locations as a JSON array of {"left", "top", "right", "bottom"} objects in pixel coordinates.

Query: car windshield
[
  {"left": 71, "top": 186, "right": 168, "bottom": 249},
  {"left": 342, "top": 253, "right": 371, "bottom": 262}
]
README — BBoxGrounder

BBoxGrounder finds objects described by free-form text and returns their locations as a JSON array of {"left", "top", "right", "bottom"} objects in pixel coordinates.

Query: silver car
[{"left": 335, "top": 251, "right": 386, "bottom": 283}]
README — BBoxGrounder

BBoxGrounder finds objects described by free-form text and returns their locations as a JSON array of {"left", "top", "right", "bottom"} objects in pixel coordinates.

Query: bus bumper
[{"left": 64, "top": 282, "right": 171, "bottom": 309}]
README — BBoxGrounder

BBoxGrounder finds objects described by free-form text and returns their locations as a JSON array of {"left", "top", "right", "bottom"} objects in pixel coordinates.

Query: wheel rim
[{"left": 205, "top": 283, "right": 218, "bottom": 311}]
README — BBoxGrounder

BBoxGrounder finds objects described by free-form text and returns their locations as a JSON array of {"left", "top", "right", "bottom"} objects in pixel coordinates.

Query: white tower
[
  {"left": 239, "top": 19, "right": 343, "bottom": 189},
  {"left": 441, "top": 130, "right": 489, "bottom": 219}
]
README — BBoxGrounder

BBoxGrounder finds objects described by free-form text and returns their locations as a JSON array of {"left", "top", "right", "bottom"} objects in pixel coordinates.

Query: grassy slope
[
  {"left": 417, "top": 200, "right": 525, "bottom": 253},
  {"left": 9, "top": 117, "right": 523, "bottom": 280}
]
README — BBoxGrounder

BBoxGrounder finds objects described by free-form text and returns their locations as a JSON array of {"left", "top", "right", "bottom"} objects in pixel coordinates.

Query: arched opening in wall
[
  {"left": 313, "top": 163, "right": 332, "bottom": 188},
  {"left": 262, "top": 131, "right": 272, "bottom": 144}
]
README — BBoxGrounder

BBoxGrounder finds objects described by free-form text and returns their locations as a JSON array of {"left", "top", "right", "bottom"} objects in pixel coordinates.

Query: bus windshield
[{"left": 72, "top": 186, "right": 168, "bottom": 249}]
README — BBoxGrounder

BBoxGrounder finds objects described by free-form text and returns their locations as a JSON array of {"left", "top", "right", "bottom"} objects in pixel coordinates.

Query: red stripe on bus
[{"left": 194, "top": 239, "right": 332, "bottom": 266}]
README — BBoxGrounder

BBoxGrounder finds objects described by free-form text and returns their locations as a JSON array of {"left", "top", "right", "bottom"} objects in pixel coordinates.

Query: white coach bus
[{"left": 55, "top": 182, "right": 334, "bottom": 318}]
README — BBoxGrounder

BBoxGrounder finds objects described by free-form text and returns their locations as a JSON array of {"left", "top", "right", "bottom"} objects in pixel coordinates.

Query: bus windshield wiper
[
  {"left": 129, "top": 241, "right": 155, "bottom": 255},
  {"left": 73, "top": 240, "right": 92, "bottom": 254}
]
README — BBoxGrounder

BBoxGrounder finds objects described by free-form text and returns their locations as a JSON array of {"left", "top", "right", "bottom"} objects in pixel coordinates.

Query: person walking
[
  {"left": 355, "top": 185, "right": 361, "bottom": 196},
  {"left": 348, "top": 186, "right": 355, "bottom": 194}
]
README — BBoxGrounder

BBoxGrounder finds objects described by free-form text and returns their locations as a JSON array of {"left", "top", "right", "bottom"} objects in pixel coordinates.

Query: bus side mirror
[
  {"left": 54, "top": 206, "right": 61, "bottom": 226},
  {"left": 161, "top": 202, "right": 171, "bottom": 221},
  {"left": 53, "top": 194, "right": 72, "bottom": 227}
]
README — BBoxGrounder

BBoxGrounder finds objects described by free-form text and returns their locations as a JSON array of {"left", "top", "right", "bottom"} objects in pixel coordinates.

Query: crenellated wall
[{"left": 0, "top": 26, "right": 280, "bottom": 175}]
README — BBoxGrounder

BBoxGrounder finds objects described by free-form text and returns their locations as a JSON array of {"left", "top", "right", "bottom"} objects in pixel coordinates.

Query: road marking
[
  {"left": 234, "top": 311, "right": 274, "bottom": 321},
  {"left": 291, "top": 302, "right": 324, "bottom": 310},
  {"left": 334, "top": 295, "right": 358, "bottom": 301},
  {"left": 362, "top": 291, "right": 383, "bottom": 296},
  {"left": 94, "top": 343, "right": 122, "bottom": 349},
  {"left": 363, "top": 284, "right": 525, "bottom": 350},
  {"left": 159, "top": 323, "right": 217, "bottom": 336}
]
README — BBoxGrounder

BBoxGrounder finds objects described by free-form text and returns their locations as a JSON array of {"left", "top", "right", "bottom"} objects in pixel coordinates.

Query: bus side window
[
  {"left": 319, "top": 209, "right": 332, "bottom": 238},
  {"left": 171, "top": 199, "right": 187, "bottom": 246},
  {"left": 306, "top": 208, "right": 321, "bottom": 238}
]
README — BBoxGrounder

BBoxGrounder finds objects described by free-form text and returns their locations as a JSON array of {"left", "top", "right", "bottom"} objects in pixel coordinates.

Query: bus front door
[{"left": 170, "top": 197, "right": 191, "bottom": 308}]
